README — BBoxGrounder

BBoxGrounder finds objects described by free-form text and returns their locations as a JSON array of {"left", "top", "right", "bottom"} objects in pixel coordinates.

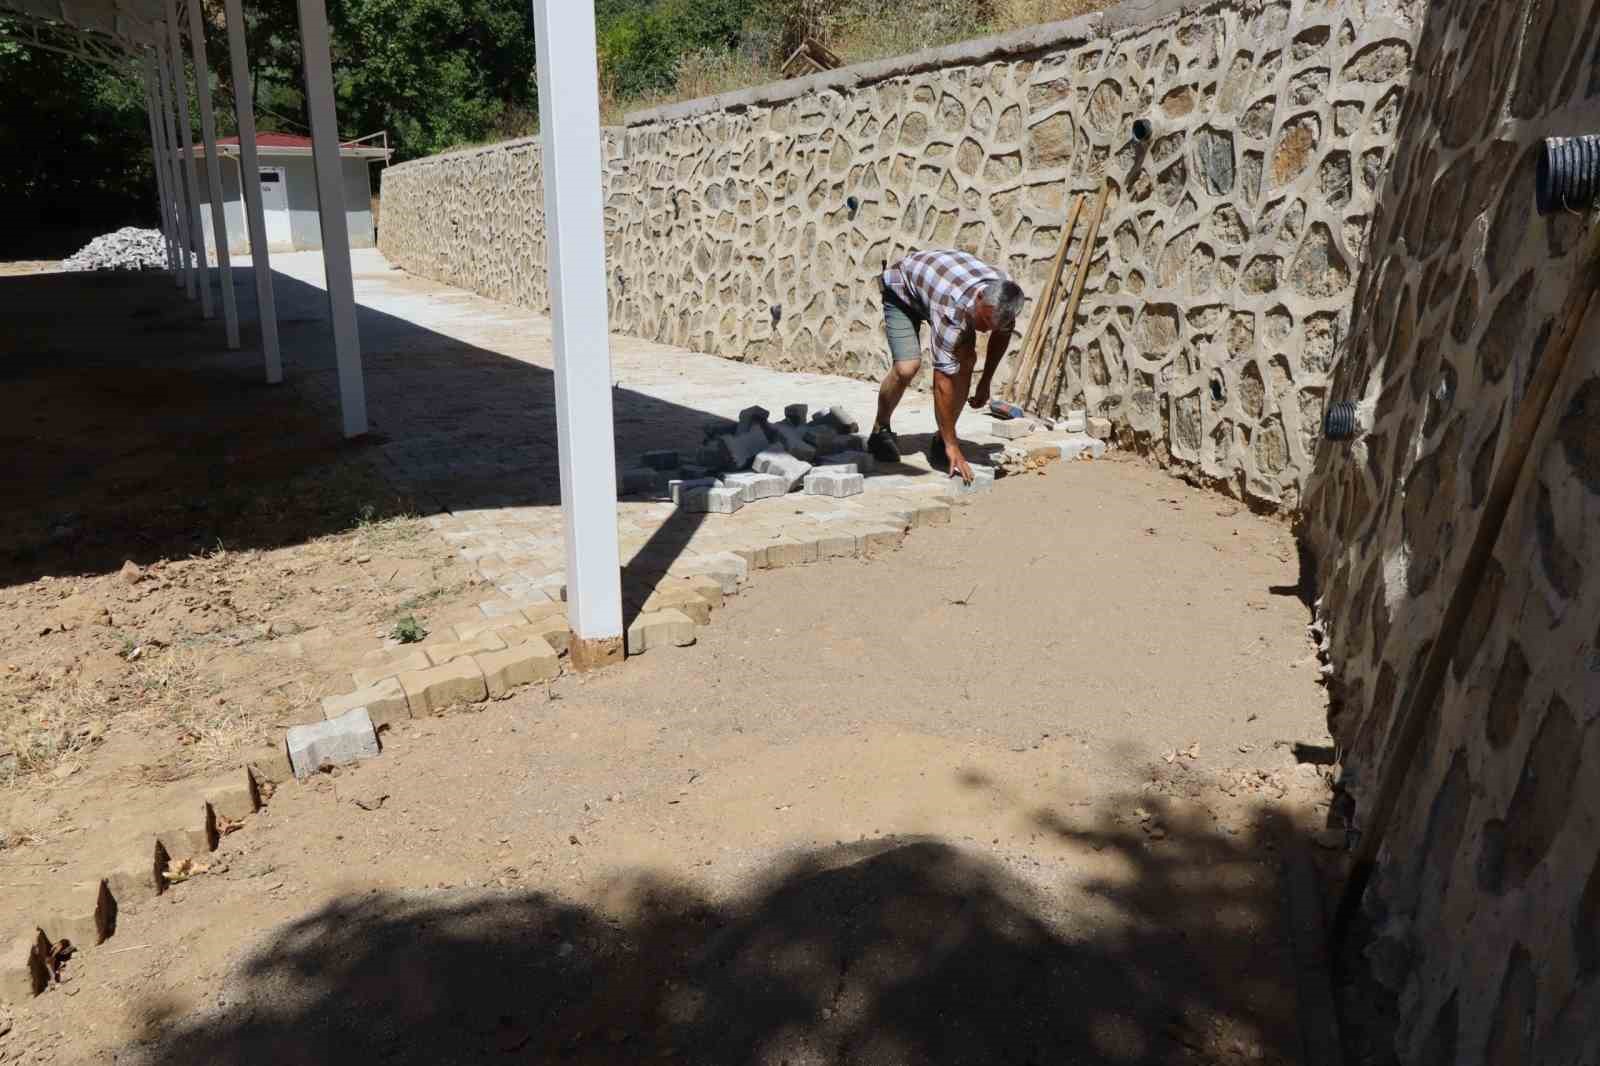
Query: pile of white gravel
[{"left": 60, "top": 227, "right": 169, "bottom": 272}]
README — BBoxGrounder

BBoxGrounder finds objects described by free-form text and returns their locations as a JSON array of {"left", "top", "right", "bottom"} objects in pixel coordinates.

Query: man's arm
[{"left": 968, "top": 329, "right": 1013, "bottom": 410}]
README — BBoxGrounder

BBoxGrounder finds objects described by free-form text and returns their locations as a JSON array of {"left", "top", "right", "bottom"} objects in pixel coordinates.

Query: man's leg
[{"left": 875, "top": 359, "right": 920, "bottom": 432}]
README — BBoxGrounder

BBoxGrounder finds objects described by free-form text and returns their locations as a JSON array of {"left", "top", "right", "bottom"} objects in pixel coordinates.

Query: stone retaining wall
[
  {"left": 380, "top": 0, "right": 1421, "bottom": 509},
  {"left": 1301, "top": 1, "right": 1600, "bottom": 1061}
]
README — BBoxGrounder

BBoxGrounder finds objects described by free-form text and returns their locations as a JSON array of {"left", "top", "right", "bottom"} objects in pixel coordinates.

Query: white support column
[
  {"left": 155, "top": 37, "right": 193, "bottom": 295},
  {"left": 139, "top": 57, "right": 178, "bottom": 275},
  {"left": 296, "top": 0, "right": 366, "bottom": 437},
  {"left": 164, "top": 0, "right": 212, "bottom": 318},
  {"left": 222, "top": 0, "right": 282, "bottom": 383},
  {"left": 186, "top": 0, "right": 239, "bottom": 348},
  {"left": 532, "top": 0, "right": 624, "bottom": 666}
]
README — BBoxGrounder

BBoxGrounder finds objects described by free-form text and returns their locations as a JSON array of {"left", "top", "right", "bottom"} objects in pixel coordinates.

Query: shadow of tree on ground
[{"left": 126, "top": 790, "right": 1313, "bottom": 1065}]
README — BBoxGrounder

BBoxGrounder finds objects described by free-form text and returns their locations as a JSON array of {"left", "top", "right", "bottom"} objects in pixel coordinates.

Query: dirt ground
[
  {"left": 0, "top": 267, "right": 489, "bottom": 790},
  {"left": 1, "top": 455, "right": 1344, "bottom": 1065}
]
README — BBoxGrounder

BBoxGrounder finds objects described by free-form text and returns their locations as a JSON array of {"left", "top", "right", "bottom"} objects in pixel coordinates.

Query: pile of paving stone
[
  {"left": 59, "top": 227, "right": 168, "bottom": 272},
  {"left": 622, "top": 403, "right": 882, "bottom": 514}
]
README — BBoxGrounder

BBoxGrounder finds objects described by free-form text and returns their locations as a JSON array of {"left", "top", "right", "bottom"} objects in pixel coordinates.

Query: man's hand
[
  {"left": 967, "top": 380, "right": 991, "bottom": 411},
  {"left": 947, "top": 442, "right": 974, "bottom": 484}
]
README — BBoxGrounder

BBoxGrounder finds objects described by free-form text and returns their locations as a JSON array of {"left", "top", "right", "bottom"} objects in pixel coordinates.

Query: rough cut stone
[
  {"left": 753, "top": 448, "right": 813, "bottom": 489},
  {"left": 203, "top": 770, "right": 260, "bottom": 821},
  {"left": 105, "top": 846, "right": 165, "bottom": 906},
  {"left": 1, "top": 930, "right": 49, "bottom": 1004},
  {"left": 626, "top": 609, "right": 697, "bottom": 654},
  {"left": 679, "top": 485, "right": 745, "bottom": 513},
  {"left": 1087, "top": 417, "right": 1113, "bottom": 440},
  {"left": 321, "top": 677, "right": 412, "bottom": 730},
  {"left": 287, "top": 708, "right": 381, "bottom": 779},
  {"left": 477, "top": 638, "right": 560, "bottom": 697},
  {"left": 804, "top": 471, "right": 865, "bottom": 497},
  {"left": 398, "top": 658, "right": 488, "bottom": 715},
  {"left": 1050, "top": 436, "right": 1109, "bottom": 461},
  {"left": 45, "top": 880, "right": 114, "bottom": 948}
]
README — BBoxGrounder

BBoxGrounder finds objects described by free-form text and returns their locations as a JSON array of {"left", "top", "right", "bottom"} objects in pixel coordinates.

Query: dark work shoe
[{"left": 867, "top": 427, "right": 901, "bottom": 463}]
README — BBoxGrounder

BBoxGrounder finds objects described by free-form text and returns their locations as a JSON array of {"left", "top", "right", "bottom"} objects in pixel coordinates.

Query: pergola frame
[{"left": 0, "top": 0, "right": 627, "bottom": 658}]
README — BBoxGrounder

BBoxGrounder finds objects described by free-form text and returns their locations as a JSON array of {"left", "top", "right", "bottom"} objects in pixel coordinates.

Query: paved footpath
[{"left": 272, "top": 250, "right": 1097, "bottom": 625}]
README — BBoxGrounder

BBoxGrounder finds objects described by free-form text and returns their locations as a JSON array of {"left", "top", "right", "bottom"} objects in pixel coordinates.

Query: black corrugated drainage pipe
[{"left": 1537, "top": 135, "right": 1600, "bottom": 215}]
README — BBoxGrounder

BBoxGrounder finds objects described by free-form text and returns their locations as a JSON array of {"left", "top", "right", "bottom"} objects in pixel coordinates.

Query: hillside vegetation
[{"left": 596, "top": 0, "right": 1115, "bottom": 121}]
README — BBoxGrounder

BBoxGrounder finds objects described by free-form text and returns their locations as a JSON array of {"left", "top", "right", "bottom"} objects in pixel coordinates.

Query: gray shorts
[{"left": 882, "top": 283, "right": 936, "bottom": 371}]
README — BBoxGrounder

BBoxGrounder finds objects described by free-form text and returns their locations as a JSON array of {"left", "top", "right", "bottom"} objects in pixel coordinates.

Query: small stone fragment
[
  {"left": 1087, "top": 416, "right": 1113, "bottom": 440},
  {"left": 119, "top": 560, "right": 143, "bottom": 585}
]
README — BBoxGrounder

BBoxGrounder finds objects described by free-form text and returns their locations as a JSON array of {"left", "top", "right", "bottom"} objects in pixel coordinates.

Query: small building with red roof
[{"left": 187, "top": 131, "right": 391, "bottom": 254}]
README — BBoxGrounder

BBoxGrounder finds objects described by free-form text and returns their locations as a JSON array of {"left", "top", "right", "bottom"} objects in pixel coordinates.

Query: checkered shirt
[{"left": 882, "top": 250, "right": 1011, "bottom": 372}]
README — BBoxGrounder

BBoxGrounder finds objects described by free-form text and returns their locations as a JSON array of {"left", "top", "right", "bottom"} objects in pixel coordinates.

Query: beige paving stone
[
  {"left": 476, "top": 638, "right": 561, "bottom": 697},
  {"left": 767, "top": 537, "right": 820, "bottom": 567},
  {"left": 202, "top": 769, "right": 260, "bottom": 821},
  {"left": 626, "top": 609, "right": 697, "bottom": 655},
  {"left": 423, "top": 631, "right": 508, "bottom": 666},
  {"left": 44, "top": 880, "right": 114, "bottom": 947},
  {"left": 352, "top": 648, "right": 430, "bottom": 689},
  {"left": 320, "top": 677, "right": 412, "bottom": 729},
  {"left": 1, "top": 930, "right": 48, "bottom": 1004},
  {"left": 399, "top": 657, "right": 488, "bottom": 715}
]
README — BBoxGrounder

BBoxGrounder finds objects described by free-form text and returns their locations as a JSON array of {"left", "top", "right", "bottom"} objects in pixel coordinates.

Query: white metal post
[
  {"left": 296, "top": 0, "right": 366, "bottom": 437},
  {"left": 164, "top": 0, "right": 212, "bottom": 318},
  {"left": 186, "top": 0, "right": 240, "bottom": 349},
  {"left": 222, "top": 0, "right": 282, "bottom": 383},
  {"left": 139, "top": 57, "right": 178, "bottom": 275},
  {"left": 532, "top": 0, "right": 624, "bottom": 665},
  {"left": 155, "top": 37, "right": 193, "bottom": 295}
]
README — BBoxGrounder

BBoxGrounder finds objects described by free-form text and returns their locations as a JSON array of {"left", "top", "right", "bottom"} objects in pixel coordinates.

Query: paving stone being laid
[
  {"left": 477, "top": 638, "right": 561, "bottom": 697},
  {"left": 753, "top": 448, "right": 813, "bottom": 489},
  {"left": 320, "top": 677, "right": 412, "bottom": 730},
  {"left": 398, "top": 657, "right": 489, "bottom": 715},
  {"left": 804, "top": 470, "right": 866, "bottom": 497},
  {"left": 626, "top": 608, "right": 697, "bottom": 654},
  {"left": 2, "top": 930, "right": 49, "bottom": 1004},
  {"left": 946, "top": 466, "right": 998, "bottom": 495},
  {"left": 43, "top": 880, "right": 115, "bottom": 948},
  {"left": 722, "top": 471, "right": 789, "bottom": 503},
  {"left": 287, "top": 708, "right": 381, "bottom": 779},
  {"left": 678, "top": 485, "right": 745, "bottom": 514}
]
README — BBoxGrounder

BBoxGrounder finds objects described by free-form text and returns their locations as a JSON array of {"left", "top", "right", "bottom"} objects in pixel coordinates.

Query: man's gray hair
[{"left": 977, "top": 279, "right": 1025, "bottom": 332}]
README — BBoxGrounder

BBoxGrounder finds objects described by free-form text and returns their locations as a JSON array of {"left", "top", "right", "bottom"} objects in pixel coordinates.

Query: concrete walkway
[{"left": 271, "top": 250, "right": 1095, "bottom": 617}]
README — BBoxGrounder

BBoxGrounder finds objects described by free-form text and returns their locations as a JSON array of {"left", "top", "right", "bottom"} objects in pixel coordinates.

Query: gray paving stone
[
  {"left": 804, "top": 471, "right": 865, "bottom": 497},
  {"left": 723, "top": 471, "right": 789, "bottom": 502},
  {"left": 287, "top": 708, "right": 380, "bottom": 780},
  {"left": 678, "top": 485, "right": 745, "bottom": 514},
  {"left": 753, "top": 448, "right": 813, "bottom": 490}
]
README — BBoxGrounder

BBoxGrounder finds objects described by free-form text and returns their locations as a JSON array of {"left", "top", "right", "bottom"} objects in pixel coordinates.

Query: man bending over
[{"left": 867, "top": 249, "right": 1024, "bottom": 483}]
